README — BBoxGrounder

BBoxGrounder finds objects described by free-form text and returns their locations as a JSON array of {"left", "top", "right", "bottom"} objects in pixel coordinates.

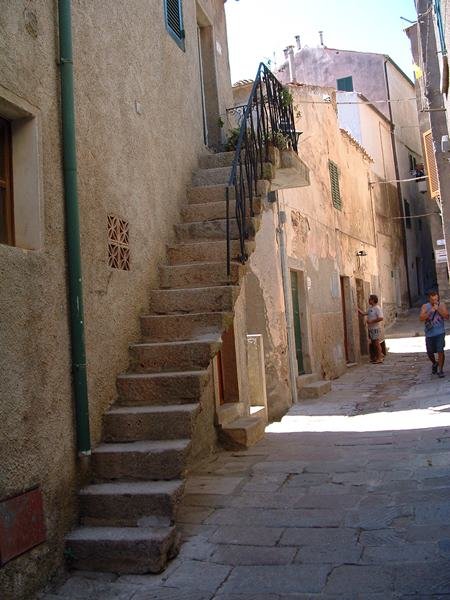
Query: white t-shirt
[{"left": 367, "top": 305, "right": 383, "bottom": 333}]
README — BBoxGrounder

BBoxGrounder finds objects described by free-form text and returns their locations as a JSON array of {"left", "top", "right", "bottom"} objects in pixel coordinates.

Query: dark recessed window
[
  {"left": 404, "top": 199, "right": 411, "bottom": 229},
  {"left": 0, "top": 117, "right": 14, "bottom": 245},
  {"left": 336, "top": 76, "right": 353, "bottom": 92},
  {"left": 164, "top": 0, "right": 185, "bottom": 51},
  {"left": 328, "top": 160, "right": 342, "bottom": 210}
]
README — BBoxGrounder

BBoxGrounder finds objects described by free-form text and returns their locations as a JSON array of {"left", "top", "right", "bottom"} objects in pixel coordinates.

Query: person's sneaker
[
  {"left": 438, "top": 370, "right": 445, "bottom": 378},
  {"left": 432, "top": 363, "right": 438, "bottom": 374}
]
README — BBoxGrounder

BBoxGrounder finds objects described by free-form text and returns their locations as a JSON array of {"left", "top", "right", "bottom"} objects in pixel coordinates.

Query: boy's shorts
[
  {"left": 426, "top": 333, "right": 445, "bottom": 354},
  {"left": 368, "top": 327, "right": 382, "bottom": 341}
]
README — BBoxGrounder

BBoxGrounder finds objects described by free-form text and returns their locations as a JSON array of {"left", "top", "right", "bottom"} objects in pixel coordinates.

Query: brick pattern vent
[{"left": 108, "top": 214, "right": 130, "bottom": 270}]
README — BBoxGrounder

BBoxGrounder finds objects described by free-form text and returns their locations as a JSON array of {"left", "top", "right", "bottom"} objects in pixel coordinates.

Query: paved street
[{"left": 41, "top": 311, "right": 450, "bottom": 599}]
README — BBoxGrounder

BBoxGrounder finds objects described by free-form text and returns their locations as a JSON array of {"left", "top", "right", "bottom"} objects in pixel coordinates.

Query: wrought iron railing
[{"left": 225, "top": 62, "right": 298, "bottom": 277}]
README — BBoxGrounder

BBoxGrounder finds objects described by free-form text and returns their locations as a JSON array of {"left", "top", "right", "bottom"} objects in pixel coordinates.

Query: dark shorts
[{"left": 426, "top": 333, "right": 446, "bottom": 354}]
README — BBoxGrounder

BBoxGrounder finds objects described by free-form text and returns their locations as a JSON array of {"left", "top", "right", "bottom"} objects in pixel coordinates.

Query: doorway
[
  {"left": 340, "top": 276, "right": 355, "bottom": 363},
  {"left": 196, "top": 5, "right": 220, "bottom": 148},
  {"left": 355, "top": 278, "right": 368, "bottom": 356},
  {"left": 290, "top": 270, "right": 305, "bottom": 375}
]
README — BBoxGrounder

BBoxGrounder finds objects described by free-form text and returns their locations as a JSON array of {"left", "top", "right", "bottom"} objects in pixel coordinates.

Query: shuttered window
[
  {"left": 328, "top": 160, "right": 342, "bottom": 210},
  {"left": 423, "top": 129, "right": 440, "bottom": 198},
  {"left": 337, "top": 76, "right": 353, "bottom": 92},
  {"left": 0, "top": 117, "right": 14, "bottom": 245},
  {"left": 164, "top": 0, "right": 185, "bottom": 50}
]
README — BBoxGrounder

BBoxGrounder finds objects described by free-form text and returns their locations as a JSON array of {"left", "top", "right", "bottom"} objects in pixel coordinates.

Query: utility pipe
[
  {"left": 276, "top": 196, "right": 298, "bottom": 404},
  {"left": 58, "top": 0, "right": 91, "bottom": 455}
]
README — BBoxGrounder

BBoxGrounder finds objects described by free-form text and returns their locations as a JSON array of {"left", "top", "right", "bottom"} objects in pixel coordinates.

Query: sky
[{"left": 224, "top": 0, "right": 418, "bottom": 84}]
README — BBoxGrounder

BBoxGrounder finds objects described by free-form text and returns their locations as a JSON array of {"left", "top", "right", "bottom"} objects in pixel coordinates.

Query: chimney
[
  {"left": 295, "top": 35, "right": 301, "bottom": 51},
  {"left": 287, "top": 45, "right": 297, "bottom": 83},
  {"left": 319, "top": 30, "right": 324, "bottom": 47},
  {"left": 283, "top": 47, "right": 289, "bottom": 59}
]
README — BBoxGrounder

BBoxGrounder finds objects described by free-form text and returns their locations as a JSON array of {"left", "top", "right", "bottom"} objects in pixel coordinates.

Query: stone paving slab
[{"left": 43, "top": 311, "right": 450, "bottom": 599}]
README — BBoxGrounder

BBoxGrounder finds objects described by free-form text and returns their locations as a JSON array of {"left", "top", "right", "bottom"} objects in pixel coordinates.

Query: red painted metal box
[{"left": 0, "top": 487, "right": 46, "bottom": 566}]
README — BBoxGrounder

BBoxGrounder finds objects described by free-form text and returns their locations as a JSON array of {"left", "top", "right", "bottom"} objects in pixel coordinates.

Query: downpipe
[{"left": 58, "top": 0, "right": 91, "bottom": 456}]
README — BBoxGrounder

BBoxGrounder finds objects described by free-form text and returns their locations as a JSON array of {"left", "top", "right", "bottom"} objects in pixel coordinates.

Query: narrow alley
[{"left": 41, "top": 311, "right": 450, "bottom": 599}]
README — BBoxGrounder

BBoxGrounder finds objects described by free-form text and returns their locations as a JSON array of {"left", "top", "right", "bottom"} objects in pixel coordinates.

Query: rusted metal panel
[{"left": 0, "top": 487, "right": 46, "bottom": 566}]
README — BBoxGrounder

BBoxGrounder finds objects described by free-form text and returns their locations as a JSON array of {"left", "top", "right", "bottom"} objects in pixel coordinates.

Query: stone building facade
[
  {"left": 0, "top": 2, "right": 235, "bottom": 598},
  {"left": 277, "top": 46, "right": 436, "bottom": 306}
]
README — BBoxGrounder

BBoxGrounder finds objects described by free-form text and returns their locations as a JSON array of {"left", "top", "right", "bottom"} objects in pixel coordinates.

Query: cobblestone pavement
[{"left": 41, "top": 312, "right": 450, "bottom": 599}]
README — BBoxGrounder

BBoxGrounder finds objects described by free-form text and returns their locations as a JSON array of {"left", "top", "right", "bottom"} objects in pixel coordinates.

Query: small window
[
  {"left": 336, "top": 76, "right": 353, "bottom": 92},
  {"left": 164, "top": 0, "right": 185, "bottom": 51},
  {"left": 328, "top": 160, "right": 342, "bottom": 210},
  {"left": 0, "top": 117, "right": 14, "bottom": 245},
  {"left": 404, "top": 199, "right": 411, "bottom": 229},
  {"left": 408, "top": 153, "right": 417, "bottom": 173}
]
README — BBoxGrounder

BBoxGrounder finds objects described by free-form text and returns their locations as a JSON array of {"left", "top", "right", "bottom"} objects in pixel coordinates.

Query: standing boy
[
  {"left": 358, "top": 294, "right": 384, "bottom": 364},
  {"left": 419, "top": 290, "right": 449, "bottom": 378}
]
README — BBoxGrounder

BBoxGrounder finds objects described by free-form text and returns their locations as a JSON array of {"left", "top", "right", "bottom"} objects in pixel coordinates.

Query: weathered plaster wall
[
  {"left": 245, "top": 207, "right": 291, "bottom": 420},
  {"left": 0, "top": 2, "right": 232, "bottom": 598},
  {"left": 281, "top": 86, "right": 380, "bottom": 378}
]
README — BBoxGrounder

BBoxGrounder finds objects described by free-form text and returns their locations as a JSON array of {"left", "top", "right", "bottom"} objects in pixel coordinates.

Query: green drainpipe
[{"left": 58, "top": 0, "right": 91, "bottom": 455}]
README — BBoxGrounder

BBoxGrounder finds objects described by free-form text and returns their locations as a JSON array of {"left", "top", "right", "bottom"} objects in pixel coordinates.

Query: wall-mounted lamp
[{"left": 356, "top": 250, "right": 367, "bottom": 257}]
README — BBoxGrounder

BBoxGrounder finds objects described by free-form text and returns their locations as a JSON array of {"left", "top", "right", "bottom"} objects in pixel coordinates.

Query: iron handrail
[{"left": 225, "top": 63, "right": 298, "bottom": 277}]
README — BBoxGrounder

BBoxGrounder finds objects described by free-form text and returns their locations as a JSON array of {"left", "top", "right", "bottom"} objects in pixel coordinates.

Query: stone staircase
[{"left": 65, "top": 151, "right": 264, "bottom": 574}]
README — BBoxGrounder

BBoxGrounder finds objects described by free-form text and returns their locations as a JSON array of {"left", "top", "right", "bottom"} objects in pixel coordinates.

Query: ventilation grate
[{"left": 107, "top": 214, "right": 130, "bottom": 270}]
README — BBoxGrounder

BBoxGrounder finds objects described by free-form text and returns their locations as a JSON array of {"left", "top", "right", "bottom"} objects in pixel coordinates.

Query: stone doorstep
[
  {"left": 298, "top": 380, "right": 332, "bottom": 400},
  {"left": 78, "top": 480, "right": 185, "bottom": 526},
  {"left": 128, "top": 338, "right": 222, "bottom": 374},
  {"left": 149, "top": 285, "right": 239, "bottom": 315},
  {"left": 140, "top": 312, "right": 233, "bottom": 343},
  {"left": 116, "top": 370, "right": 210, "bottom": 406},
  {"left": 92, "top": 439, "right": 191, "bottom": 481},
  {"left": 159, "top": 261, "right": 242, "bottom": 290},
  {"left": 102, "top": 403, "right": 200, "bottom": 442},
  {"left": 65, "top": 526, "right": 180, "bottom": 574},
  {"left": 221, "top": 415, "right": 267, "bottom": 449},
  {"left": 297, "top": 373, "right": 319, "bottom": 391}
]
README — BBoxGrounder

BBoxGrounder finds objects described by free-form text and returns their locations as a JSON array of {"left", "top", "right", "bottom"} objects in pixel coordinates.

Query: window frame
[
  {"left": 164, "top": 0, "right": 185, "bottom": 51},
  {"left": 328, "top": 159, "right": 342, "bottom": 210},
  {"left": 336, "top": 76, "right": 354, "bottom": 92},
  {"left": 0, "top": 116, "right": 14, "bottom": 245}
]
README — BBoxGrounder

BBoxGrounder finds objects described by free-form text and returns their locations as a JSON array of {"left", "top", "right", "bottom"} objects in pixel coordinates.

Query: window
[
  {"left": 0, "top": 117, "right": 14, "bottom": 245},
  {"left": 404, "top": 199, "right": 411, "bottom": 229},
  {"left": 328, "top": 160, "right": 342, "bottom": 210},
  {"left": 336, "top": 76, "right": 353, "bottom": 92},
  {"left": 408, "top": 153, "right": 417, "bottom": 173},
  {"left": 164, "top": 0, "right": 185, "bottom": 50},
  {"left": 108, "top": 214, "right": 130, "bottom": 270}
]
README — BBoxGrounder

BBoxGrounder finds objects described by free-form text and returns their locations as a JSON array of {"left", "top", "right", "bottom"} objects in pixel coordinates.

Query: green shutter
[
  {"left": 164, "top": 0, "right": 185, "bottom": 50},
  {"left": 328, "top": 160, "right": 342, "bottom": 210},
  {"left": 337, "top": 76, "right": 353, "bottom": 92}
]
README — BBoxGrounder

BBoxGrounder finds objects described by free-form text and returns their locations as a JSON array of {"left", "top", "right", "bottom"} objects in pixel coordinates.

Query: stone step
[
  {"left": 192, "top": 166, "right": 231, "bottom": 186},
  {"left": 167, "top": 239, "right": 252, "bottom": 265},
  {"left": 181, "top": 200, "right": 237, "bottom": 223},
  {"left": 175, "top": 218, "right": 242, "bottom": 242},
  {"left": 79, "top": 480, "right": 184, "bottom": 527},
  {"left": 160, "top": 261, "right": 242, "bottom": 289},
  {"left": 141, "top": 312, "right": 232, "bottom": 342},
  {"left": 116, "top": 370, "right": 210, "bottom": 406},
  {"left": 296, "top": 373, "right": 319, "bottom": 391},
  {"left": 220, "top": 415, "right": 266, "bottom": 449},
  {"left": 149, "top": 285, "right": 239, "bottom": 315},
  {"left": 298, "top": 380, "right": 332, "bottom": 399},
  {"left": 129, "top": 338, "right": 221, "bottom": 373},
  {"left": 198, "top": 151, "right": 235, "bottom": 169},
  {"left": 187, "top": 184, "right": 235, "bottom": 205},
  {"left": 92, "top": 439, "right": 190, "bottom": 481},
  {"left": 181, "top": 197, "right": 262, "bottom": 223},
  {"left": 65, "top": 525, "right": 179, "bottom": 574},
  {"left": 103, "top": 404, "right": 199, "bottom": 442}
]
